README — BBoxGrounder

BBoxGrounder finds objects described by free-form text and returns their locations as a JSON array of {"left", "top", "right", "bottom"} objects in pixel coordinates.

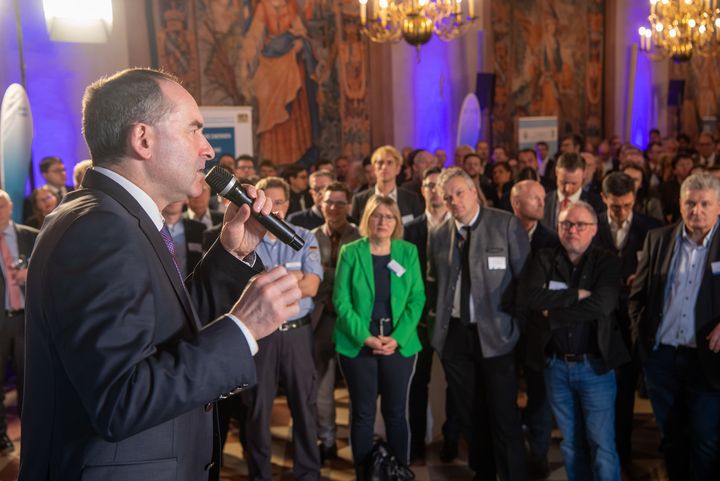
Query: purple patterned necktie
[{"left": 160, "top": 224, "right": 184, "bottom": 280}]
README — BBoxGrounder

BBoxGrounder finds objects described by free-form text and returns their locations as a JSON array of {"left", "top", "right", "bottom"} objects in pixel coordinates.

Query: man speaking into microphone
[{"left": 19, "top": 68, "right": 301, "bottom": 481}]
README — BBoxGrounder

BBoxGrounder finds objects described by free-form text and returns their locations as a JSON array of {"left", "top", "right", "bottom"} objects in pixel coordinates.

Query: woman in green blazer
[{"left": 333, "top": 195, "right": 425, "bottom": 476}]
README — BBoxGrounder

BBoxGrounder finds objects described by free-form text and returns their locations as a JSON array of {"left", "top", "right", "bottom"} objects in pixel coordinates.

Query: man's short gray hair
[
  {"left": 680, "top": 173, "right": 720, "bottom": 199},
  {"left": 438, "top": 167, "right": 475, "bottom": 192},
  {"left": 559, "top": 200, "right": 597, "bottom": 224}
]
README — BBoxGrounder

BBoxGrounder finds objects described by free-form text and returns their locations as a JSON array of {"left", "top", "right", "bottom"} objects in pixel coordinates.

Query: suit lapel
[{"left": 83, "top": 170, "right": 201, "bottom": 332}]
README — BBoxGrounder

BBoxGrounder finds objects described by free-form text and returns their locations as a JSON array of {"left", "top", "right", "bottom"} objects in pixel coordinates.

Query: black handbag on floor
[{"left": 365, "top": 441, "right": 415, "bottom": 481}]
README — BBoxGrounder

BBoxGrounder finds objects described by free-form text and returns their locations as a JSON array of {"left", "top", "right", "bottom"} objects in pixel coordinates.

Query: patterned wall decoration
[
  {"left": 491, "top": 0, "right": 604, "bottom": 152},
  {"left": 669, "top": 57, "right": 720, "bottom": 140},
  {"left": 149, "top": 0, "right": 370, "bottom": 166}
]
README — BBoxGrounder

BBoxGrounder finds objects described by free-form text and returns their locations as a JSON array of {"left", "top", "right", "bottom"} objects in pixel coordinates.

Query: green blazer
[{"left": 333, "top": 237, "right": 426, "bottom": 358}]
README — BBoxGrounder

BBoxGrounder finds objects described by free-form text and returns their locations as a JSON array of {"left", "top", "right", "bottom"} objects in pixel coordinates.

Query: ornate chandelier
[
  {"left": 358, "top": 0, "right": 478, "bottom": 54},
  {"left": 638, "top": 0, "right": 720, "bottom": 62}
]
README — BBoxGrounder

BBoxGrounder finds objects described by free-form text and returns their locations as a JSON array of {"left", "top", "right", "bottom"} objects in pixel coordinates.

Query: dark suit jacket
[
  {"left": 593, "top": 212, "right": 662, "bottom": 345},
  {"left": 0, "top": 224, "right": 38, "bottom": 319},
  {"left": 183, "top": 208, "right": 224, "bottom": 228},
  {"left": 350, "top": 187, "right": 424, "bottom": 223},
  {"left": 530, "top": 221, "right": 560, "bottom": 254},
  {"left": 428, "top": 207, "right": 530, "bottom": 357},
  {"left": 520, "top": 246, "right": 630, "bottom": 373},
  {"left": 182, "top": 218, "right": 207, "bottom": 277},
  {"left": 288, "top": 189, "right": 313, "bottom": 215},
  {"left": 288, "top": 206, "right": 324, "bottom": 230},
  {"left": 403, "top": 213, "right": 429, "bottom": 285},
  {"left": 541, "top": 189, "right": 606, "bottom": 231},
  {"left": 20, "top": 169, "right": 258, "bottom": 481},
  {"left": 629, "top": 222, "right": 720, "bottom": 388}
]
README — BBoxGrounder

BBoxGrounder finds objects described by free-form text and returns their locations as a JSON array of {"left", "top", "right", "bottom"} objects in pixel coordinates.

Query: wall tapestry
[
  {"left": 491, "top": 0, "right": 604, "bottom": 151},
  {"left": 149, "top": 0, "right": 371, "bottom": 166}
]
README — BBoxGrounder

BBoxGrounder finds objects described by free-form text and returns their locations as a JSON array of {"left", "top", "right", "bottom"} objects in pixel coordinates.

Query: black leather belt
[
  {"left": 6, "top": 309, "right": 24, "bottom": 318},
  {"left": 278, "top": 314, "right": 311, "bottom": 332},
  {"left": 553, "top": 353, "right": 601, "bottom": 363}
]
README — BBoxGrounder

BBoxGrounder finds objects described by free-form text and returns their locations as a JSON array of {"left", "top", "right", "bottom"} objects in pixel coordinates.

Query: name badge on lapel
[
  {"left": 711, "top": 261, "right": 720, "bottom": 276},
  {"left": 488, "top": 256, "right": 506, "bottom": 270},
  {"left": 548, "top": 280, "right": 569, "bottom": 290},
  {"left": 285, "top": 261, "right": 302, "bottom": 270},
  {"left": 387, "top": 259, "right": 406, "bottom": 277}
]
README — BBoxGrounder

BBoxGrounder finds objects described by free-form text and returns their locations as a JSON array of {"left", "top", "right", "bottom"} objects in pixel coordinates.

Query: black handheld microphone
[{"left": 205, "top": 166, "right": 305, "bottom": 251}]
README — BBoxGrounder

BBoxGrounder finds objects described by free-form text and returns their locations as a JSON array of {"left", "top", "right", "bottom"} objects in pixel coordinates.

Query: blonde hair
[
  {"left": 370, "top": 145, "right": 402, "bottom": 166},
  {"left": 359, "top": 195, "right": 403, "bottom": 240}
]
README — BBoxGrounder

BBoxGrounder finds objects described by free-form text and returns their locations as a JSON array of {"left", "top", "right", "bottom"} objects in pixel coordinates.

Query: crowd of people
[{"left": 2, "top": 67, "right": 719, "bottom": 481}]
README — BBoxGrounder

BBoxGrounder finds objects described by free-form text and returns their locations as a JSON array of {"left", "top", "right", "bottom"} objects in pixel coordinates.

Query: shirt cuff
[{"left": 226, "top": 313, "right": 259, "bottom": 355}]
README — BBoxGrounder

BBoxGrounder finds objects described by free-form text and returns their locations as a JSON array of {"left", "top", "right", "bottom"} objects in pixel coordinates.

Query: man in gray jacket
[{"left": 428, "top": 167, "right": 530, "bottom": 481}]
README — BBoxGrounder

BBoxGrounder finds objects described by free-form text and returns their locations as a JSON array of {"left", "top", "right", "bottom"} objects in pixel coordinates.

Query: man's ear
[{"left": 127, "top": 123, "right": 153, "bottom": 160}]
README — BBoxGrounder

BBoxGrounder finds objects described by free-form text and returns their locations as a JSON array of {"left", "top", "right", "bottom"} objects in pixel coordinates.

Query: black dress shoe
[
  {"left": 439, "top": 440, "right": 458, "bottom": 463},
  {"left": 319, "top": 443, "right": 337, "bottom": 463},
  {"left": 0, "top": 434, "right": 14, "bottom": 455}
]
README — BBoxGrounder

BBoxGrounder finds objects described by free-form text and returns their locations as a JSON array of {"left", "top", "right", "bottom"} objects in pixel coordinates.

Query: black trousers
[
  {"left": 245, "top": 324, "right": 320, "bottom": 481},
  {"left": 0, "top": 312, "right": 24, "bottom": 433},
  {"left": 408, "top": 325, "right": 434, "bottom": 457},
  {"left": 441, "top": 318, "right": 528, "bottom": 481},
  {"left": 339, "top": 347, "right": 417, "bottom": 474}
]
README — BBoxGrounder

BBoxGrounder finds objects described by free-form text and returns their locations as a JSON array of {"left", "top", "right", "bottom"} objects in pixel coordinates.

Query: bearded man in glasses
[{"left": 519, "top": 201, "right": 629, "bottom": 481}]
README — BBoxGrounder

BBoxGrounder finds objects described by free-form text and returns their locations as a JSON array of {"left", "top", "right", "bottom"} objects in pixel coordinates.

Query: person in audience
[
  {"left": 696, "top": 132, "right": 717, "bottom": 167},
  {"left": 283, "top": 164, "right": 313, "bottom": 215},
  {"left": 594, "top": 173, "right": 662, "bottom": 470},
  {"left": 402, "top": 149, "right": 434, "bottom": 195},
  {"left": 463, "top": 152, "right": 493, "bottom": 198},
  {"left": 648, "top": 128, "right": 661, "bottom": 145},
  {"left": 542, "top": 152, "right": 604, "bottom": 232},
  {"left": 454, "top": 144, "right": 474, "bottom": 167},
  {"left": 333, "top": 195, "right": 425, "bottom": 479},
  {"left": 492, "top": 147, "right": 509, "bottom": 163},
  {"left": 510, "top": 179, "right": 558, "bottom": 479},
  {"left": 334, "top": 156, "right": 350, "bottom": 182},
  {"left": 435, "top": 148, "right": 448, "bottom": 167},
  {"left": 659, "top": 152, "right": 695, "bottom": 224},
  {"left": 630, "top": 173, "right": 720, "bottom": 481},
  {"left": 645, "top": 141, "right": 664, "bottom": 188},
  {"left": 185, "top": 182, "right": 224, "bottom": 229},
  {"left": 23, "top": 156, "right": 72, "bottom": 220},
  {"left": 488, "top": 161, "right": 514, "bottom": 212},
  {"left": 535, "top": 141, "right": 550, "bottom": 166},
  {"left": 361, "top": 155, "right": 376, "bottom": 190},
  {"left": 476, "top": 141, "right": 490, "bottom": 165},
  {"left": 24, "top": 185, "right": 59, "bottom": 229},
  {"left": 428, "top": 167, "right": 529, "bottom": 481},
  {"left": 517, "top": 148, "right": 539, "bottom": 173},
  {"left": 217, "top": 153, "right": 236, "bottom": 171},
  {"left": 247, "top": 176, "right": 323, "bottom": 481},
  {"left": 707, "top": 164, "right": 720, "bottom": 181},
  {"left": 0, "top": 190, "right": 38, "bottom": 455},
  {"left": 161, "top": 201, "right": 207, "bottom": 277},
  {"left": 311, "top": 182, "right": 360, "bottom": 463},
  {"left": 287, "top": 171, "right": 335, "bottom": 230},
  {"left": 521, "top": 201, "right": 628, "bottom": 481},
  {"left": 345, "top": 160, "right": 367, "bottom": 193},
  {"left": 621, "top": 164, "right": 664, "bottom": 222},
  {"left": 404, "top": 167, "right": 451, "bottom": 462},
  {"left": 236, "top": 154, "right": 258, "bottom": 180},
  {"left": 72, "top": 159, "right": 93, "bottom": 189},
  {"left": 315, "top": 158, "right": 335, "bottom": 175},
  {"left": 351, "top": 145, "right": 423, "bottom": 223},
  {"left": 543, "top": 134, "right": 583, "bottom": 190},
  {"left": 258, "top": 159, "right": 278, "bottom": 178},
  {"left": 677, "top": 133, "right": 692, "bottom": 153}
]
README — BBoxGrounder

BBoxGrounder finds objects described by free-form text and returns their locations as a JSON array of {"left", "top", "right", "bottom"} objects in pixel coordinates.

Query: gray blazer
[{"left": 428, "top": 207, "right": 530, "bottom": 358}]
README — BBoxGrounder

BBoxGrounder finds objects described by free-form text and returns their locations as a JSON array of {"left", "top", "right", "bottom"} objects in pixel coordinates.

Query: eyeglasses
[
  {"left": 558, "top": 221, "right": 596, "bottom": 232},
  {"left": 271, "top": 199, "right": 288, "bottom": 207},
  {"left": 422, "top": 182, "right": 437, "bottom": 189},
  {"left": 323, "top": 200, "right": 348, "bottom": 208},
  {"left": 369, "top": 213, "right": 396, "bottom": 223}
]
